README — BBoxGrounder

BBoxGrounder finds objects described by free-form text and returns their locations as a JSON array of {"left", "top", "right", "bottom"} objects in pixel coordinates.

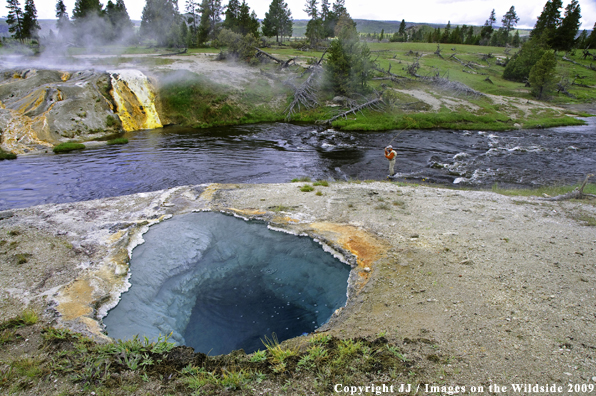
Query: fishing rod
[{"left": 387, "top": 129, "right": 406, "bottom": 147}]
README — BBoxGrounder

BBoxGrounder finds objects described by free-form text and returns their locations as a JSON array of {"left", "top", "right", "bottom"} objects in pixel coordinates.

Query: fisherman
[{"left": 384, "top": 145, "right": 397, "bottom": 177}]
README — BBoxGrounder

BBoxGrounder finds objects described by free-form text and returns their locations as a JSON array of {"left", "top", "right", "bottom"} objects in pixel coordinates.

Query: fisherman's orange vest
[{"left": 385, "top": 150, "right": 396, "bottom": 160}]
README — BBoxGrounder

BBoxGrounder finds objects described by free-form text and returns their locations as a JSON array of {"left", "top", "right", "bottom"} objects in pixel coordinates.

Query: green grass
[
  {"left": 106, "top": 137, "right": 128, "bottom": 145},
  {"left": 158, "top": 70, "right": 288, "bottom": 128},
  {"left": 300, "top": 185, "right": 315, "bottom": 192},
  {"left": 53, "top": 142, "right": 85, "bottom": 153}
]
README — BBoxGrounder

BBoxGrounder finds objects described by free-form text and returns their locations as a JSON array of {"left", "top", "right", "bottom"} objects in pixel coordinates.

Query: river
[{"left": 1, "top": 119, "right": 595, "bottom": 211}]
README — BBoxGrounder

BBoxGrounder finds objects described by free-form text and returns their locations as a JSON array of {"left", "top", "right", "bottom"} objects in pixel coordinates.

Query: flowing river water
[{"left": 1, "top": 119, "right": 595, "bottom": 211}]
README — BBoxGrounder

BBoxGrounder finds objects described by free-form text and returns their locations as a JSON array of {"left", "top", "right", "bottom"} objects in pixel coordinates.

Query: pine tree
[
  {"left": 141, "top": 0, "right": 181, "bottom": 45},
  {"left": 531, "top": 0, "right": 562, "bottom": 46},
  {"left": 197, "top": 0, "right": 222, "bottom": 42},
  {"left": 22, "top": 0, "right": 40, "bottom": 40},
  {"left": 501, "top": 6, "right": 519, "bottom": 33},
  {"left": 237, "top": 0, "right": 258, "bottom": 36},
  {"left": 326, "top": 10, "right": 371, "bottom": 95},
  {"left": 480, "top": 9, "right": 496, "bottom": 45},
  {"left": 222, "top": 0, "right": 239, "bottom": 31},
  {"left": 553, "top": 0, "right": 581, "bottom": 51},
  {"left": 512, "top": 30, "right": 520, "bottom": 47},
  {"left": 185, "top": 0, "right": 199, "bottom": 46},
  {"left": 529, "top": 51, "right": 557, "bottom": 99},
  {"left": 304, "top": 0, "right": 322, "bottom": 48},
  {"left": 55, "top": 0, "right": 70, "bottom": 34},
  {"left": 106, "top": 0, "right": 134, "bottom": 41},
  {"left": 72, "top": 0, "right": 103, "bottom": 20},
  {"left": 588, "top": 23, "right": 596, "bottom": 49},
  {"left": 6, "top": 0, "right": 25, "bottom": 42},
  {"left": 398, "top": 19, "right": 406, "bottom": 36},
  {"left": 441, "top": 21, "right": 450, "bottom": 43},
  {"left": 262, "top": 0, "right": 292, "bottom": 43}
]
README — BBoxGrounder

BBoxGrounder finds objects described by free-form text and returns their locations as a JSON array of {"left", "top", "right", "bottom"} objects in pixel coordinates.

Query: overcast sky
[{"left": 36, "top": 0, "right": 595, "bottom": 30}]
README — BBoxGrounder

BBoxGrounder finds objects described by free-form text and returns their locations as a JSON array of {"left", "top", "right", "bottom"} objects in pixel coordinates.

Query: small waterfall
[{"left": 108, "top": 69, "right": 162, "bottom": 132}]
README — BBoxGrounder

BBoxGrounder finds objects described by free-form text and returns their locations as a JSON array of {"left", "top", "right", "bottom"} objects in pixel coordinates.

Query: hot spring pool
[{"left": 103, "top": 212, "right": 351, "bottom": 355}]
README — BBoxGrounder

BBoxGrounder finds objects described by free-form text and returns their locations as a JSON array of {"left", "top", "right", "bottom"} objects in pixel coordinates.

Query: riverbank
[
  {"left": 3, "top": 42, "right": 595, "bottom": 158},
  {"left": 1, "top": 181, "right": 595, "bottom": 394}
]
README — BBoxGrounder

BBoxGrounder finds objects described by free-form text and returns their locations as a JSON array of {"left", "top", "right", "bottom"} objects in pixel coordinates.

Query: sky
[{"left": 36, "top": 0, "right": 596, "bottom": 30}]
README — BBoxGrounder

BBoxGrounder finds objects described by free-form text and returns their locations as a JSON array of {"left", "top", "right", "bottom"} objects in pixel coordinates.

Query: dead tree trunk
[
  {"left": 318, "top": 97, "right": 385, "bottom": 125},
  {"left": 562, "top": 56, "right": 596, "bottom": 72},
  {"left": 284, "top": 67, "right": 322, "bottom": 120},
  {"left": 538, "top": 174, "right": 596, "bottom": 201}
]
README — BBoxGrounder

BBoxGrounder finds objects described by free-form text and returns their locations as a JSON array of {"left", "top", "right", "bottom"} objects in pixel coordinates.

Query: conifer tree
[
  {"left": 501, "top": 6, "right": 519, "bottom": 33},
  {"left": 72, "top": 0, "right": 103, "bottom": 20},
  {"left": 222, "top": 0, "right": 239, "bottom": 31},
  {"left": 106, "top": 0, "right": 134, "bottom": 41},
  {"left": 326, "top": 10, "right": 371, "bottom": 95},
  {"left": 55, "top": 0, "right": 70, "bottom": 34},
  {"left": 237, "top": 0, "right": 258, "bottom": 36},
  {"left": 480, "top": 9, "right": 496, "bottom": 45},
  {"left": 529, "top": 51, "right": 557, "bottom": 99},
  {"left": 6, "top": 0, "right": 25, "bottom": 42},
  {"left": 262, "top": 0, "right": 291, "bottom": 42},
  {"left": 398, "top": 19, "right": 406, "bottom": 36},
  {"left": 141, "top": 0, "right": 182, "bottom": 45},
  {"left": 586, "top": 23, "right": 596, "bottom": 49},
  {"left": 554, "top": 0, "right": 581, "bottom": 51},
  {"left": 21, "top": 0, "right": 40, "bottom": 40},
  {"left": 531, "top": 0, "right": 562, "bottom": 46}
]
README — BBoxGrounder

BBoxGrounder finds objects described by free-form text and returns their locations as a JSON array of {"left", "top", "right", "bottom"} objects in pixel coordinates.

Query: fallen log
[
  {"left": 255, "top": 47, "right": 284, "bottom": 64},
  {"left": 318, "top": 97, "right": 385, "bottom": 125},
  {"left": 538, "top": 174, "right": 595, "bottom": 201},
  {"left": 562, "top": 56, "right": 596, "bottom": 72},
  {"left": 372, "top": 65, "right": 414, "bottom": 80}
]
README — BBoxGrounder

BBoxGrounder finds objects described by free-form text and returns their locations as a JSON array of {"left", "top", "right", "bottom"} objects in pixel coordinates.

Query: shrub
[
  {"left": 529, "top": 51, "right": 557, "bottom": 100},
  {"left": 300, "top": 185, "right": 315, "bottom": 192},
  {"left": 0, "top": 149, "right": 17, "bottom": 160},
  {"left": 503, "top": 38, "right": 546, "bottom": 82},
  {"left": 53, "top": 142, "right": 85, "bottom": 153},
  {"left": 106, "top": 137, "right": 128, "bottom": 145}
]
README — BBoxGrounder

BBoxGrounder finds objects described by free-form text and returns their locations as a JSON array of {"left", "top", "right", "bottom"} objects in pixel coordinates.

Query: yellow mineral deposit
[
  {"left": 60, "top": 72, "right": 71, "bottom": 82},
  {"left": 109, "top": 70, "right": 162, "bottom": 132}
]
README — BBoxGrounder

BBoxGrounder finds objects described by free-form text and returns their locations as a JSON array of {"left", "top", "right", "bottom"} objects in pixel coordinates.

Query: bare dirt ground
[{"left": 1, "top": 182, "right": 595, "bottom": 394}]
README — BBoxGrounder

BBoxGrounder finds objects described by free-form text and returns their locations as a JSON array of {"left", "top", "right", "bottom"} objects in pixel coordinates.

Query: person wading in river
[{"left": 384, "top": 145, "right": 397, "bottom": 177}]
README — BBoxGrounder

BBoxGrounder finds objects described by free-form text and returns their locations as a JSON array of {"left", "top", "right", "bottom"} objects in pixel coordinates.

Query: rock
[{"left": 0, "top": 68, "right": 161, "bottom": 154}]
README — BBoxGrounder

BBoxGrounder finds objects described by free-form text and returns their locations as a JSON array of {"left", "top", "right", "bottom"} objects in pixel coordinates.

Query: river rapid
[{"left": 1, "top": 119, "right": 595, "bottom": 210}]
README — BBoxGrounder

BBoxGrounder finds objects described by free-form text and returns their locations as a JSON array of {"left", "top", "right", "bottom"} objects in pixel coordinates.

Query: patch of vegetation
[
  {"left": 0, "top": 148, "right": 17, "bottom": 160},
  {"left": 106, "top": 137, "right": 128, "bottom": 145},
  {"left": 300, "top": 185, "right": 315, "bottom": 192},
  {"left": 105, "top": 115, "right": 118, "bottom": 127},
  {"left": 0, "top": 309, "right": 38, "bottom": 332},
  {"left": 490, "top": 182, "right": 596, "bottom": 197},
  {"left": 569, "top": 211, "right": 596, "bottom": 226},
  {"left": 291, "top": 176, "right": 311, "bottom": 182},
  {"left": 0, "top": 314, "right": 423, "bottom": 396},
  {"left": 14, "top": 253, "right": 32, "bottom": 265},
  {"left": 313, "top": 180, "right": 329, "bottom": 186},
  {"left": 158, "top": 70, "right": 287, "bottom": 128},
  {"left": 53, "top": 142, "right": 86, "bottom": 153}
]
